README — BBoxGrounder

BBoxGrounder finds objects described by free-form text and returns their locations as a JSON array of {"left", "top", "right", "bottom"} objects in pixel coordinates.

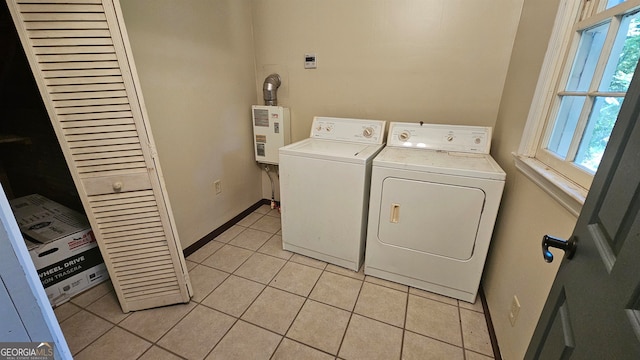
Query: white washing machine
[
  {"left": 364, "top": 122, "right": 505, "bottom": 302},
  {"left": 279, "top": 116, "right": 386, "bottom": 271}
]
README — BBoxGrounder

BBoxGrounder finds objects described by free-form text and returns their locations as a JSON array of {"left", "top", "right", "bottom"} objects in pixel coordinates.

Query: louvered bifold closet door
[{"left": 6, "top": 0, "right": 192, "bottom": 312}]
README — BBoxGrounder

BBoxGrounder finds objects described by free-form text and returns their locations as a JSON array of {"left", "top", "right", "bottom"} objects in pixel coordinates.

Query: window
[{"left": 517, "top": 0, "right": 640, "bottom": 215}]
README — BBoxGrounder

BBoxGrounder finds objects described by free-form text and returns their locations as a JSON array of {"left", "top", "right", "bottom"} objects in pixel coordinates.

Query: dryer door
[{"left": 377, "top": 177, "right": 485, "bottom": 260}]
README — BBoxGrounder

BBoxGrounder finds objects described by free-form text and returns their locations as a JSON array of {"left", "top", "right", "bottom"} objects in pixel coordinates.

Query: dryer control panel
[
  {"left": 310, "top": 117, "right": 386, "bottom": 144},
  {"left": 387, "top": 122, "right": 491, "bottom": 154}
]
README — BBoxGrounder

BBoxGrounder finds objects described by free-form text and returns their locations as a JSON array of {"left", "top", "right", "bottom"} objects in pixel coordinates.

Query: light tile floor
[{"left": 55, "top": 204, "right": 495, "bottom": 360}]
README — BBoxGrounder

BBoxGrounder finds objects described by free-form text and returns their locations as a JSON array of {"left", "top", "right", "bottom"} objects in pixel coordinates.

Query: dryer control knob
[
  {"left": 446, "top": 135, "right": 454, "bottom": 142},
  {"left": 363, "top": 127, "right": 374, "bottom": 138},
  {"left": 398, "top": 131, "right": 410, "bottom": 141}
]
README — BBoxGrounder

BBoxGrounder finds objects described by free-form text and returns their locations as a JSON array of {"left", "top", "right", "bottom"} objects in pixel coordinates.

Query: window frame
[{"left": 516, "top": 0, "right": 640, "bottom": 216}]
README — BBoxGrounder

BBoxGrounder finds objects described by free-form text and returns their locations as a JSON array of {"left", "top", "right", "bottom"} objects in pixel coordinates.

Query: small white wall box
[
  {"left": 252, "top": 105, "right": 291, "bottom": 164},
  {"left": 9, "top": 194, "right": 109, "bottom": 307}
]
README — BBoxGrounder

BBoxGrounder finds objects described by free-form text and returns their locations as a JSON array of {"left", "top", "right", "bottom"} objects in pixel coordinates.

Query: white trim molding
[
  {"left": 515, "top": 0, "right": 587, "bottom": 217},
  {"left": 518, "top": 0, "right": 583, "bottom": 156},
  {"left": 514, "top": 154, "right": 586, "bottom": 217}
]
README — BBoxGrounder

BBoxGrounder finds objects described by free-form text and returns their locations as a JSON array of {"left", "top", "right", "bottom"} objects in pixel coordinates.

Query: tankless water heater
[{"left": 252, "top": 105, "right": 290, "bottom": 165}]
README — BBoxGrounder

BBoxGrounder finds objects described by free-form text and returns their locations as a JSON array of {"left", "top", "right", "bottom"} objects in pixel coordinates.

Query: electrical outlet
[
  {"left": 214, "top": 179, "right": 222, "bottom": 195},
  {"left": 509, "top": 295, "right": 521, "bottom": 326}
]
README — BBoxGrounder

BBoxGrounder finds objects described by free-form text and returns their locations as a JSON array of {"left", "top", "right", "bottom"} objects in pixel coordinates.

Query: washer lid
[
  {"left": 373, "top": 147, "right": 506, "bottom": 180},
  {"left": 280, "top": 138, "right": 384, "bottom": 163}
]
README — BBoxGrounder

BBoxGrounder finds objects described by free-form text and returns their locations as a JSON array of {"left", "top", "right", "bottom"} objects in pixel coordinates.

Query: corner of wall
[{"left": 482, "top": 0, "right": 576, "bottom": 358}]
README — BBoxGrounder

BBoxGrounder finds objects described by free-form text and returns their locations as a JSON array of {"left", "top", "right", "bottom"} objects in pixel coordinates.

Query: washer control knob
[
  {"left": 363, "top": 127, "right": 374, "bottom": 138},
  {"left": 398, "top": 131, "right": 411, "bottom": 141},
  {"left": 446, "top": 135, "right": 454, "bottom": 142},
  {"left": 474, "top": 137, "right": 482, "bottom": 144}
]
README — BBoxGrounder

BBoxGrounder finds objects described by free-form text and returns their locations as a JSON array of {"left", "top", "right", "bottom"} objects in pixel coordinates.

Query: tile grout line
[
  {"left": 400, "top": 284, "right": 411, "bottom": 360},
  {"left": 145, "top": 301, "right": 200, "bottom": 358},
  {"left": 186, "top": 241, "right": 261, "bottom": 359},
  {"left": 403, "top": 328, "right": 468, "bottom": 352},
  {"left": 70, "top": 291, "right": 195, "bottom": 359},
  {"left": 267, "top": 259, "right": 334, "bottom": 359},
  {"left": 202, "top": 232, "right": 335, "bottom": 359},
  {"left": 138, "top": 341, "right": 186, "bottom": 359},
  {"left": 200, "top": 230, "right": 293, "bottom": 360},
  {"left": 200, "top": 266, "right": 279, "bottom": 359},
  {"left": 333, "top": 268, "right": 366, "bottom": 358},
  {"left": 458, "top": 302, "right": 468, "bottom": 360},
  {"left": 61, "top": 285, "right": 118, "bottom": 357}
]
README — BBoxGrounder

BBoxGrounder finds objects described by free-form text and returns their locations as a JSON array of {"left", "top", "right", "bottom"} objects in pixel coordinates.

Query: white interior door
[
  {"left": 5, "top": 0, "right": 192, "bottom": 312},
  {"left": 0, "top": 184, "right": 71, "bottom": 359}
]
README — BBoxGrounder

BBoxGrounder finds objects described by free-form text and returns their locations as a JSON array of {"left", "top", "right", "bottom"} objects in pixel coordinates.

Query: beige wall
[
  {"left": 252, "top": 0, "right": 524, "bottom": 199},
  {"left": 120, "top": 0, "right": 262, "bottom": 248},
  {"left": 251, "top": 0, "right": 524, "bottom": 140},
  {"left": 484, "top": 0, "right": 579, "bottom": 358}
]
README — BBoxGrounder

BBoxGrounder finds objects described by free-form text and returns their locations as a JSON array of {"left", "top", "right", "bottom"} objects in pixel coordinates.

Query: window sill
[{"left": 512, "top": 153, "right": 586, "bottom": 217}]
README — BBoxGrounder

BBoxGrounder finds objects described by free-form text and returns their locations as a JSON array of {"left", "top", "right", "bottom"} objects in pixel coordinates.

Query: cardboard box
[{"left": 9, "top": 194, "right": 109, "bottom": 307}]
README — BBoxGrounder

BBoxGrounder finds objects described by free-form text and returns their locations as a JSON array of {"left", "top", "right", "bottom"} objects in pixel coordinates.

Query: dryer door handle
[{"left": 390, "top": 203, "right": 400, "bottom": 223}]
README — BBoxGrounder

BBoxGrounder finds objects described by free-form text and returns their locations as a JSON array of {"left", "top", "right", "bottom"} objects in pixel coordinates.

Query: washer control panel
[
  {"left": 387, "top": 122, "right": 492, "bottom": 154},
  {"left": 310, "top": 117, "right": 386, "bottom": 144}
]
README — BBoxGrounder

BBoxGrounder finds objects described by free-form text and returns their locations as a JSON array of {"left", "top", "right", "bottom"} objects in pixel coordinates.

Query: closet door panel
[
  {"left": 82, "top": 172, "right": 152, "bottom": 195},
  {"left": 6, "top": 0, "right": 192, "bottom": 312}
]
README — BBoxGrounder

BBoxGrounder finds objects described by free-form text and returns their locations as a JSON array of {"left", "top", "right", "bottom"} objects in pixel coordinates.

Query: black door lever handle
[{"left": 542, "top": 235, "right": 576, "bottom": 263}]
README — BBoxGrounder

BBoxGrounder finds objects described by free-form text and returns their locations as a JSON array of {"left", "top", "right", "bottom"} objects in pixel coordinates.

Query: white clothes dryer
[
  {"left": 279, "top": 117, "right": 386, "bottom": 271},
  {"left": 364, "top": 122, "right": 505, "bottom": 302}
]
